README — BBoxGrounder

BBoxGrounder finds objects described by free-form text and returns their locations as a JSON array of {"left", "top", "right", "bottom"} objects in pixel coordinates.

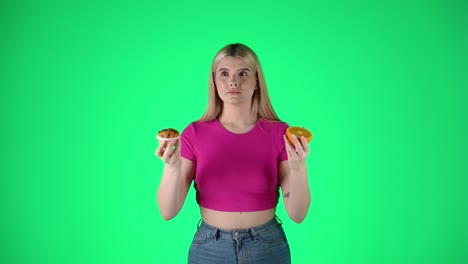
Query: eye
[
  {"left": 220, "top": 71, "right": 228, "bottom": 77},
  {"left": 239, "top": 71, "right": 248, "bottom": 77}
]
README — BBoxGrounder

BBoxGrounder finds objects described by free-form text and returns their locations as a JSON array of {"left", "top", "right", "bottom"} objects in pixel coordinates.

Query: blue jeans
[{"left": 188, "top": 216, "right": 291, "bottom": 264}]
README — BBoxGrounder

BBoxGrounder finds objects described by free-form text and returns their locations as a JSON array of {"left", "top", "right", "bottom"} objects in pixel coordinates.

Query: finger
[
  {"left": 158, "top": 140, "right": 168, "bottom": 149},
  {"left": 284, "top": 135, "right": 296, "bottom": 158},
  {"left": 292, "top": 135, "right": 302, "bottom": 152},
  {"left": 156, "top": 140, "right": 167, "bottom": 158},
  {"left": 301, "top": 136, "right": 310, "bottom": 153},
  {"left": 155, "top": 143, "right": 165, "bottom": 157},
  {"left": 169, "top": 139, "right": 180, "bottom": 158},
  {"left": 294, "top": 136, "right": 307, "bottom": 158},
  {"left": 283, "top": 135, "right": 292, "bottom": 152},
  {"left": 174, "top": 139, "right": 180, "bottom": 154},
  {"left": 155, "top": 147, "right": 162, "bottom": 157},
  {"left": 162, "top": 140, "right": 175, "bottom": 160}
]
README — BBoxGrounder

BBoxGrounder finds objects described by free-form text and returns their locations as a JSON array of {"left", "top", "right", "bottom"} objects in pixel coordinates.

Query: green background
[{"left": 1, "top": 0, "right": 467, "bottom": 263}]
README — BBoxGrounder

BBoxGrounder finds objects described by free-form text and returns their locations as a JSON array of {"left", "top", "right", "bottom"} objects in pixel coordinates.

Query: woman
[{"left": 155, "top": 43, "right": 311, "bottom": 263}]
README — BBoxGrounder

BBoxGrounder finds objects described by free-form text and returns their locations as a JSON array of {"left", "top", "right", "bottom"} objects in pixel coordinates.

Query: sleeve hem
[{"left": 181, "top": 153, "right": 196, "bottom": 161}]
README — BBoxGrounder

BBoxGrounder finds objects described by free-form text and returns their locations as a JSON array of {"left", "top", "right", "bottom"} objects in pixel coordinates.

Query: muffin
[{"left": 157, "top": 128, "right": 180, "bottom": 141}]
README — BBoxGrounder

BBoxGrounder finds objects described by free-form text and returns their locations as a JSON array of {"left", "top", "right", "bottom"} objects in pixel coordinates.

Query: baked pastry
[
  {"left": 157, "top": 128, "right": 180, "bottom": 141},
  {"left": 286, "top": 126, "right": 313, "bottom": 145}
]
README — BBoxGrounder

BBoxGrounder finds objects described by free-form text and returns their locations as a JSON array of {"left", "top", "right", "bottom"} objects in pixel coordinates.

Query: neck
[{"left": 218, "top": 104, "right": 257, "bottom": 125}]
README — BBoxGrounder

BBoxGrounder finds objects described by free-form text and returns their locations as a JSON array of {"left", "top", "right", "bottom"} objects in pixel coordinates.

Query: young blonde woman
[{"left": 155, "top": 43, "right": 311, "bottom": 264}]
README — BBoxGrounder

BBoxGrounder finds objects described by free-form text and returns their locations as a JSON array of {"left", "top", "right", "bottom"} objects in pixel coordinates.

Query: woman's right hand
[{"left": 155, "top": 139, "right": 181, "bottom": 166}]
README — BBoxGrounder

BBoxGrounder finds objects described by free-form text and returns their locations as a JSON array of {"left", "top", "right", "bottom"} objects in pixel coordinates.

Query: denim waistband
[{"left": 196, "top": 215, "right": 283, "bottom": 240}]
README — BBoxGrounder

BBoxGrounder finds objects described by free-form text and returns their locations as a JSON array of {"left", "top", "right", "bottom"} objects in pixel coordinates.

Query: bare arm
[
  {"left": 155, "top": 139, "right": 195, "bottom": 220},
  {"left": 279, "top": 135, "right": 311, "bottom": 224}
]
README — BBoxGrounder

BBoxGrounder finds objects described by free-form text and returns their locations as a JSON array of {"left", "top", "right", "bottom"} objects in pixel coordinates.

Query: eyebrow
[{"left": 218, "top": 68, "right": 251, "bottom": 72}]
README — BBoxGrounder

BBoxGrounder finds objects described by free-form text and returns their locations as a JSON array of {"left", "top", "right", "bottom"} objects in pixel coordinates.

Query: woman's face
[{"left": 214, "top": 56, "right": 257, "bottom": 106}]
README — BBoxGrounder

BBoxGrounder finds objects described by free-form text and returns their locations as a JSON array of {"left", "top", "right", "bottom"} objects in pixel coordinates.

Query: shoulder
[
  {"left": 258, "top": 118, "right": 289, "bottom": 134},
  {"left": 181, "top": 119, "right": 217, "bottom": 137}
]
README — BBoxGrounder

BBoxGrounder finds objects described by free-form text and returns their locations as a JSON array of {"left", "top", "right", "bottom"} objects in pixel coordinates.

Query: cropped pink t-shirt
[{"left": 180, "top": 118, "right": 289, "bottom": 212}]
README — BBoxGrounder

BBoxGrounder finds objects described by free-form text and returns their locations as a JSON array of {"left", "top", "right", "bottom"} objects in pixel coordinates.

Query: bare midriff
[{"left": 200, "top": 206, "right": 277, "bottom": 230}]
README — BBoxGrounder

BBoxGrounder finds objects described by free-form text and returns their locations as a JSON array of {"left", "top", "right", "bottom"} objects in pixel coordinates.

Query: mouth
[{"left": 227, "top": 90, "right": 241, "bottom": 95}]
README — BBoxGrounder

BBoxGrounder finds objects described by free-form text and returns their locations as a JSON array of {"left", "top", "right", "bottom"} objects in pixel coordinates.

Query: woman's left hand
[{"left": 283, "top": 134, "right": 310, "bottom": 171}]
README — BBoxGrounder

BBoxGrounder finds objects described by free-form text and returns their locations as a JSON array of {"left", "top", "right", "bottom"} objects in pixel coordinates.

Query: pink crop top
[{"left": 180, "top": 118, "right": 289, "bottom": 212}]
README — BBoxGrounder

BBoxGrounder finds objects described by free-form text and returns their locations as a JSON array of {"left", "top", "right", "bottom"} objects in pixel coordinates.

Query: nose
[{"left": 229, "top": 76, "right": 238, "bottom": 87}]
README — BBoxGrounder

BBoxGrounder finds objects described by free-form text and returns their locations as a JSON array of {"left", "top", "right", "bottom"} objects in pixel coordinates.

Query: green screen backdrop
[{"left": 1, "top": 0, "right": 467, "bottom": 263}]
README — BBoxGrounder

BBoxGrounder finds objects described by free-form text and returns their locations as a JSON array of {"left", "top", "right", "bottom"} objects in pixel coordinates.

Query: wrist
[
  {"left": 290, "top": 163, "right": 307, "bottom": 174},
  {"left": 164, "top": 162, "right": 182, "bottom": 173}
]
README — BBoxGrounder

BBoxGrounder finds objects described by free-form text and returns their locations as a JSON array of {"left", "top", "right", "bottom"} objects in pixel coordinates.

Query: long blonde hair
[{"left": 198, "top": 43, "right": 281, "bottom": 122}]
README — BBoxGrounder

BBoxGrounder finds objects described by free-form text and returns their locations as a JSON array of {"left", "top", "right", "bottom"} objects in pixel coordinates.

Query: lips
[{"left": 227, "top": 90, "right": 241, "bottom": 94}]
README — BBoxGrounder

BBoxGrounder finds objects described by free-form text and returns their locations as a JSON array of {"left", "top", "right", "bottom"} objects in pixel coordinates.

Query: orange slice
[{"left": 286, "top": 126, "right": 313, "bottom": 145}]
